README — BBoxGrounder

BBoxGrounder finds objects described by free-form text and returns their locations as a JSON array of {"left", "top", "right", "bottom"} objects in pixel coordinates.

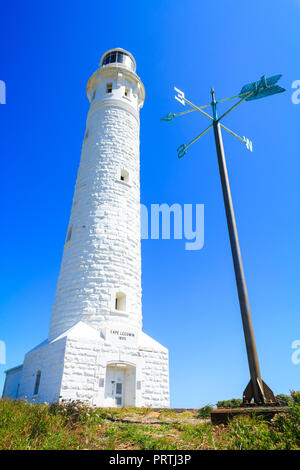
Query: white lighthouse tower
[{"left": 3, "top": 49, "right": 170, "bottom": 408}]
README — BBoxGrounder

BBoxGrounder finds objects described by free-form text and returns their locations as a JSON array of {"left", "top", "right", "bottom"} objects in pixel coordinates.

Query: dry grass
[{"left": 0, "top": 394, "right": 299, "bottom": 450}]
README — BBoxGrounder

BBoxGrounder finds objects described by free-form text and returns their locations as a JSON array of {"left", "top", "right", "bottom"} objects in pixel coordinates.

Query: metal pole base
[
  {"left": 242, "top": 379, "right": 279, "bottom": 406},
  {"left": 211, "top": 406, "right": 288, "bottom": 425}
]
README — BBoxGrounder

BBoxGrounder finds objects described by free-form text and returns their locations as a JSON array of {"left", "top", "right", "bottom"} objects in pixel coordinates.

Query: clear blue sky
[{"left": 0, "top": 0, "right": 299, "bottom": 407}]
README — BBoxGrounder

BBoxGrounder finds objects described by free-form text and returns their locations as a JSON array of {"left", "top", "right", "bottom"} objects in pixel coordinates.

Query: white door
[
  {"left": 112, "top": 381, "right": 123, "bottom": 407},
  {"left": 107, "top": 367, "right": 125, "bottom": 407}
]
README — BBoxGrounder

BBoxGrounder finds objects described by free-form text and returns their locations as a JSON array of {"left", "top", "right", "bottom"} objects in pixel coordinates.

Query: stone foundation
[{"left": 4, "top": 321, "right": 169, "bottom": 408}]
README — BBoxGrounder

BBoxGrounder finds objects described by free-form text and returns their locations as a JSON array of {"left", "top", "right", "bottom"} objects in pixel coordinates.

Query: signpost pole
[{"left": 211, "top": 89, "right": 275, "bottom": 404}]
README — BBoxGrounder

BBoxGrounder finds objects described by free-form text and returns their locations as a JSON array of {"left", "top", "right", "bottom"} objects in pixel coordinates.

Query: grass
[{"left": 0, "top": 393, "right": 299, "bottom": 450}]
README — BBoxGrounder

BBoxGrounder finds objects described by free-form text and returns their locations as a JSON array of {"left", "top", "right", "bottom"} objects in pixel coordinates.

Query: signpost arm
[{"left": 217, "top": 91, "right": 253, "bottom": 121}]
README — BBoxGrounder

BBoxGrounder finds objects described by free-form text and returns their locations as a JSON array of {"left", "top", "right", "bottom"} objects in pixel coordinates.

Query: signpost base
[{"left": 211, "top": 406, "right": 289, "bottom": 425}]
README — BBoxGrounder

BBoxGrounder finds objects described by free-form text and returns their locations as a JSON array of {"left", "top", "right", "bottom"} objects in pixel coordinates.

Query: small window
[
  {"left": 66, "top": 225, "right": 73, "bottom": 242},
  {"left": 120, "top": 169, "right": 129, "bottom": 183},
  {"left": 116, "top": 397, "right": 122, "bottom": 406},
  {"left": 116, "top": 383, "right": 122, "bottom": 394},
  {"left": 91, "top": 90, "right": 96, "bottom": 101},
  {"left": 124, "top": 86, "right": 130, "bottom": 97},
  {"left": 99, "top": 378, "right": 104, "bottom": 388},
  {"left": 115, "top": 292, "right": 126, "bottom": 311},
  {"left": 34, "top": 370, "right": 41, "bottom": 395},
  {"left": 106, "top": 82, "right": 113, "bottom": 93},
  {"left": 84, "top": 129, "right": 89, "bottom": 141}
]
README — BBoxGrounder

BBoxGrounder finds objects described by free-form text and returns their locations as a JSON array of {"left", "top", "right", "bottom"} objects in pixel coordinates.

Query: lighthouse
[{"left": 2, "top": 49, "right": 170, "bottom": 408}]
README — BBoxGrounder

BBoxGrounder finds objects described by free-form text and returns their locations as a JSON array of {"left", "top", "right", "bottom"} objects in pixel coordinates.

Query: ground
[{"left": 0, "top": 397, "right": 299, "bottom": 450}]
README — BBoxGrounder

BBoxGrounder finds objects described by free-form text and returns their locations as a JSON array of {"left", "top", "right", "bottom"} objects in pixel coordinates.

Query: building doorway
[{"left": 105, "top": 363, "right": 136, "bottom": 407}]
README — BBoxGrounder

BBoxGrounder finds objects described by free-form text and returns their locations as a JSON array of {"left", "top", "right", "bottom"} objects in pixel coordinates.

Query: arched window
[
  {"left": 120, "top": 169, "right": 129, "bottom": 183},
  {"left": 115, "top": 292, "right": 126, "bottom": 312},
  {"left": 34, "top": 370, "right": 41, "bottom": 395}
]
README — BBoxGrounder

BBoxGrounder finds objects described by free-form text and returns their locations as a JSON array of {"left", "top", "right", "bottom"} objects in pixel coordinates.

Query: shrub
[
  {"left": 197, "top": 406, "right": 214, "bottom": 418},
  {"left": 49, "top": 400, "right": 94, "bottom": 425},
  {"left": 276, "top": 394, "right": 293, "bottom": 406},
  {"left": 216, "top": 398, "right": 243, "bottom": 408}
]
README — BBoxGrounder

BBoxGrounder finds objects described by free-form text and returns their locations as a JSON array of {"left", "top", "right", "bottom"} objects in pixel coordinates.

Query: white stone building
[{"left": 2, "top": 48, "right": 170, "bottom": 408}]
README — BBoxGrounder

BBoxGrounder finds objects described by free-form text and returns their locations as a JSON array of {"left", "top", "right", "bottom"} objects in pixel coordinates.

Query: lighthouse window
[
  {"left": 33, "top": 370, "right": 41, "bottom": 395},
  {"left": 66, "top": 225, "right": 73, "bottom": 242},
  {"left": 106, "top": 82, "right": 113, "bottom": 93},
  {"left": 120, "top": 169, "right": 129, "bottom": 183},
  {"left": 115, "top": 292, "right": 126, "bottom": 311},
  {"left": 117, "top": 53, "right": 124, "bottom": 64},
  {"left": 124, "top": 86, "right": 130, "bottom": 97},
  {"left": 102, "top": 51, "right": 135, "bottom": 71}
]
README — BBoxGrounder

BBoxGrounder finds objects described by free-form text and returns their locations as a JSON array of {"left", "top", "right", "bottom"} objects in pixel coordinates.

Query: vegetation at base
[
  {"left": 216, "top": 398, "right": 243, "bottom": 408},
  {"left": 197, "top": 405, "right": 214, "bottom": 418},
  {"left": 216, "top": 394, "right": 293, "bottom": 409},
  {"left": 275, "top": 394, "right": 293, "bottom": 406},
  {"left": 0, "top": 392, "right": 299, "bottom": 450}
]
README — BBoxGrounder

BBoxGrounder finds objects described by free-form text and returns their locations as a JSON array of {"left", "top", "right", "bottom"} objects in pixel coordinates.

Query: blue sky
[{"left": 0, "top": 0, "right": 299, "bottom": 407}]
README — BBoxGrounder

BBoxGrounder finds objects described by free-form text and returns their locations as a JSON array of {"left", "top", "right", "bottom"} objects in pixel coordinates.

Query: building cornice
[{"left": 86, "top": 65, "right": 145, "bottom": 106}]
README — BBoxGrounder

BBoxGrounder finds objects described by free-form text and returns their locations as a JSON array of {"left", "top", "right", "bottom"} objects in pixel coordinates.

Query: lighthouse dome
[{"left": 100, "top": 48, "right": 136, "bottom": 72}]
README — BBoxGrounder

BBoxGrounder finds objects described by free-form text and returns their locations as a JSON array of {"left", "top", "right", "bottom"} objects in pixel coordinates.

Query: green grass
[{"left": 0, "top": 393, "right": 299, "bottom": 450}]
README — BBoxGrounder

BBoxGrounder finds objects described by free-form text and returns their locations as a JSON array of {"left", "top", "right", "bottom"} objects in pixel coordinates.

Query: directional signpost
[{"left": 162, "top": 75, "right": 285, "bottom": 407}]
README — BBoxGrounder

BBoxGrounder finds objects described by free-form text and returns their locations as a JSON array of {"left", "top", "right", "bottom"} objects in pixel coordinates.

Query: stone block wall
[
  {"left": 139, "top": 348, "right": 170, "bottom": 408},
  {"left": 49, "top": 104, "right": 142, "bottom": 340},
  {"left": 18, "top": 338, "right": 67, "bottom": 403}
]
